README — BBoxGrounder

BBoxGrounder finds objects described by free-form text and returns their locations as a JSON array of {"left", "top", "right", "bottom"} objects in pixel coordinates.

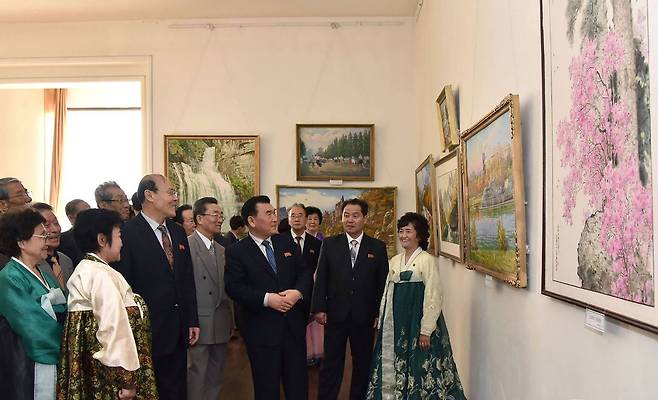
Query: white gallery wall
[
  {"left": 0, "top": 17, "right": 417, "bottom": 214},
  {"left": 416, "top": 1, "right": 658, "bottom": 399},
  {"left": 0, "top": 89, "right": 45, "bottom": 200}
]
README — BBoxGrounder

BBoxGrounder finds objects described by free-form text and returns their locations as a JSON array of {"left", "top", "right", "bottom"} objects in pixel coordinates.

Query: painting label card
[{"left": 584, "top": 309, "right": 606, "bottom": 334}]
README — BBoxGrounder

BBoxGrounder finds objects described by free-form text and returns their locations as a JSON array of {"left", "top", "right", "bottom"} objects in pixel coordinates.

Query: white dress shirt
[
  {"left": 141, "top": 212, "right": 167, "bottom": 249},
  {"left": 290, "top": 230, "right": 307, "bottom": 252}
]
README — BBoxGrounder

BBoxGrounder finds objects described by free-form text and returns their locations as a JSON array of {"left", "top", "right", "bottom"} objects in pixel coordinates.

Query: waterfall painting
[
  {"left": 436, "top": 85, "right": 459, "bottom": 153},
  {"left": 296, "top": 124, "right": 374, "bottom": 181},
  {"left": 463, "top": 94, "right": 527, "bottom": 287},
  {"left": 165, "top": 135, "right": 259, "bottom": 222},
  {"left": 276, "top": 185, "right": 396, "bottom": 256},
  {"left": 435, "top": 149, "right": 464, "bottom": 262},
  {"left": 414, "top": 155, "right": 438, "bottom": 255},
  {"left": 542, "top": 0, "right": 658, "bottom": 332}
]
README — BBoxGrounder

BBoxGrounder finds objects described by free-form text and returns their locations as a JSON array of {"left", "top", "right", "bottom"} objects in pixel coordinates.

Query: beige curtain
[{"left": 44, "top": 88, "right": 67, "bottom": 209}]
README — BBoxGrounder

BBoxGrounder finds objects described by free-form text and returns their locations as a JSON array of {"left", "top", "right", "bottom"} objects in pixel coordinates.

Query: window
[{"left": 55, "top": 81, "right": 143, "bottom": 229}]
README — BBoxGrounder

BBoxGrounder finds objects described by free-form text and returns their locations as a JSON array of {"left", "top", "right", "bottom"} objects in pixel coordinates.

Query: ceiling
[{"left": 0, "top": 0, "right": 419, "bottom": 24}]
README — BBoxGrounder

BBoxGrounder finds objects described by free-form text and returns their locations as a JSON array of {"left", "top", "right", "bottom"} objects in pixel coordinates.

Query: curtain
[{"left": 44, "top": 89, "right": 67, "bottom": 209}]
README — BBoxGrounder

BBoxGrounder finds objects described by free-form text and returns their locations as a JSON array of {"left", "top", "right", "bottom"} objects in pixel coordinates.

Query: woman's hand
[
  {"left": 419, "top": 334, "right": 430, "bottom": 351},
  {"left": 117, "top": 388, "right": 136, "bottom": 399}
]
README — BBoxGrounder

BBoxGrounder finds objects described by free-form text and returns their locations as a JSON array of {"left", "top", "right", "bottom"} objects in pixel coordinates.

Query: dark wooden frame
[
  {"left": 296, "top": 124, "right": 375, "bottom": 181},
  {"left": 540, "top": 0, "right": 658, "bottom": 333}
]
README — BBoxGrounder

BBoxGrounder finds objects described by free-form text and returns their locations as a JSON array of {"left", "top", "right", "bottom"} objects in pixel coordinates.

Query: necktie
[
  {"left": 50, "top": 256, "right": 65, "bottom": 289},
  {"left": 209, "top": 242, "right": 215, "bottom": 256},
  {"left": 350, "top": 240, "right": 358, "bottom": 267},
  {"left": 261, "top": 240, "right": 278, "bottom": 274},
  {"left": 295, "top": 236, "right": 303, "bottom": 254},
  {"left": 157, "top": 225, "right": 174, "bottom": 270}
]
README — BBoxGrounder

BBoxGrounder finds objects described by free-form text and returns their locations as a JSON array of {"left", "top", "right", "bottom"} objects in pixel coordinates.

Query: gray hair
[
  {"left": 94, "top": 181, "right": 121, "bottom": 204},
  {"left": 288, "top": 203, "right": 307, "bottom": 216},
  {"left": 0, "top": 177, "right": 19, "bottom": 200}
]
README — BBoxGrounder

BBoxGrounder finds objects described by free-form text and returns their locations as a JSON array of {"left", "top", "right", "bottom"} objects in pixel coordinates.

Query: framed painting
[
  {"left": 542, "top": 0, "right": 658, "bottom": 332},
  {"left": 276, "top": 185, "right": 397, "bottom": 256},
  {"left": 462, "top": 94, "right": 527, "bottom": 287},
  {"left": 434, "top": 149, "right": 464, "bottom": 262},
  {"left": 165, "top": 135, "right": 259, "bottom": 220},
  {"left": 436, "top": 85, "right": 459, "bottom": 152},
  {"left": 296, "top": 124, "right": 374, "bottom": 181},
  {"left": 415, "top": 155, "right": 438, "bottom": 255}
]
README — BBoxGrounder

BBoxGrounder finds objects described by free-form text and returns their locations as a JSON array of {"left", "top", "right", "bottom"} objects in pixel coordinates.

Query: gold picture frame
[
  {"left": 276, "top": 185, "right": 397, "bottom": 256},
  {"left": 414, "top": 155, "right": 439, "bottom": 255},
  {"left": 296, "top": 124, "right": 375, "bottom": 181},
  {"left": 434, "top": 149, "right": 465, "bottom": 262},
  {"left": 462, "top": 94, "right": 527, "bottom": 287},
  {"left": 436, "top": 85, "right": 459, "bottom": 152}
]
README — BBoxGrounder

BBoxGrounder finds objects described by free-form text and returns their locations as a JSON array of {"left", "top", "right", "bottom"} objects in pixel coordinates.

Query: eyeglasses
[
  {"left": 201, "top": 213, "right": 223, "bottom": 219},
  {"left": 32, "top": 233, "right": 51, "bottom": 240},
  {"left": 107, "top": 197, "right": 129, "bottom": 203},
  {"left": 8, "top": 189, "right": 31, "bottom": 199},
  {"left": 146, "top": 189, "right": 178, "bottom": 198}
]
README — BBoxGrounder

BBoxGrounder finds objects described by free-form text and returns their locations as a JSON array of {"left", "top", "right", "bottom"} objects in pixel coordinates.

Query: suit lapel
[
  {"left": 246, "top": 236, "right": 277, "bottom": 278},
  {"left": 136, "top": 214, "right": 173, "bottom": 275},
  {"left": 353, "top": 237, "right": 369, "bottom": 270},
  {"left": 191, "top": 233, "right": 219, "bottom": 285}
]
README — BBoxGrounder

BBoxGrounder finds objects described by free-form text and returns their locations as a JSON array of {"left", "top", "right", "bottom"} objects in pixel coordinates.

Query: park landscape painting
[
  {"left": 165, "top": 135, "right": 259, "bottom": 221},
  {"left": 276, "top": 185, "right": 396, "bottom": 256},
  {"left": 463, "top": 95, "right": 526, "bottom": 287},
  {"left": 542, "top": 0, "right": 658, "bottom": 331},
  {"left": 296, "top": 124, "right": 374, "bottom": 181}
]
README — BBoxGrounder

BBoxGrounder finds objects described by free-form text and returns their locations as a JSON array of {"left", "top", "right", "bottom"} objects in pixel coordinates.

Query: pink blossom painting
[{"left": 542, "top": 0, "right": 658, "bottom": 332}]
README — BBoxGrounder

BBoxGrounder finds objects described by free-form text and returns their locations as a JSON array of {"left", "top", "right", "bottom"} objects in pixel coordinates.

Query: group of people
[{"left": 0, "top": 174, "right": 467, "bottom": 400}]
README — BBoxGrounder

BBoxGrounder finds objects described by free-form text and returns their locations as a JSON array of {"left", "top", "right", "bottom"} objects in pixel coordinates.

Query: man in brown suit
[{"left": 187, "top": 197, "right": 233, "bottom": 400}]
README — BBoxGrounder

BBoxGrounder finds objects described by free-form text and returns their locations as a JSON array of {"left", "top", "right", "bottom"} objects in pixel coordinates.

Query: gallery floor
[{"left": 219, "top": 334, "right": 354, "bottom": 399}]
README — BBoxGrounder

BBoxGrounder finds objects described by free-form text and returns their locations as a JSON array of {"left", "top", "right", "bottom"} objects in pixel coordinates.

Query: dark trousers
[
  {"left": 153, "top": 338, "right": 188, "bottom": 400},
  {"left": 245, "top": 328, "right": 308, "bottom": 400},
  {"left": 318, "top": 318, "right": 375, "bottom": 400}
]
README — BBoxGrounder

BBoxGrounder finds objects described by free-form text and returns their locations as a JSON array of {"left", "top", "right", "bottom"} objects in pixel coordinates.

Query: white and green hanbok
[{"left": 367, "top": 248, "right": 466, "bottom": 400}]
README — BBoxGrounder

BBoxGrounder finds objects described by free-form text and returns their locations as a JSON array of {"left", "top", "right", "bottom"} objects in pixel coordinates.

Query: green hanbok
[
  {"left": 0, "top": 257, "right": 67, "bottom": 400},
  {"left": 367, "top": 248, "right": 466, "bottom": 400}
]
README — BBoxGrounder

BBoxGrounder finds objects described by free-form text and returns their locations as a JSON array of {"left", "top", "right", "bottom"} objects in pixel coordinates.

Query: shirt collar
[
  {"left": 196, "top": 230, "right": 213, "bottom": 250},
  {"left": 291, "top": 230, "right": 306, "bottom": 242},
  {"left": 249, "top": 232, "right": 272, "bottom": 247},
  {"left": 141, "top": 212, "right": 164, "bottom": 231},
  {"left": 346, "top": 231, "right": 364, "bottom": 246}
]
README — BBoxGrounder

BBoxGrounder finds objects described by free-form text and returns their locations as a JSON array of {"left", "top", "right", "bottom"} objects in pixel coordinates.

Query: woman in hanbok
[
  {"left": 367, "top": 212, "right": 466, "bottom": 400},
  {"left": 304, "top": 205, "right": 324, "bottom": 365},
  {"left": 57, "top": 209, "right": 158, "bottom": 400},
  {"left": 0, "top": 207, "right": 67, "bottom": 400}
]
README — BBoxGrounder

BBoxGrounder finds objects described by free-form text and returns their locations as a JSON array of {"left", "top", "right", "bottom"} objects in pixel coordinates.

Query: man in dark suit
[
  {"left": 225, "top": 195, "right": 313, "bottom": 400},
  {"left": 311, "top": 198, "right": 389, "bottom": 400},
  {"left": 224, "top": 215, "right": 246, "bottom": 246},
  {"left": 32, "top": 203, "right": 75, "bottom": 295},
  {"left": 115, "top": 174, "right": 200, "bottom": 400},
  {"left": 288, "top": 203, "right": 322, "bottom": 273},
  {"left": 57, "top": 199, "right": 90, "bottom": 266}
]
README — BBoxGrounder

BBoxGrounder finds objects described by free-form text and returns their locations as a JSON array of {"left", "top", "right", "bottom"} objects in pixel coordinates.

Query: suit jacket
[
  {"left": 115, "top": 213, "right": 199, "bottom": 356},
  {"left": 297, "top": 233, "right": 321, "bottom": 315},
  {"left": 188, "top": 232, "right": 233, "bottom": 345},
  {"left": 57, "top": 229, "right": 83, "bottom": 267},
  {"left": 224, "top": 231, "right": 240, "bottom": 246},
  {"left": 311, "top": 233, "right": 389, "bottom": 325},
  {"left": 38, "top": 251, "right": 74, "bottom": 295},
  {"left": 224, "top": 233, "right": 313, "bottom": 346}
]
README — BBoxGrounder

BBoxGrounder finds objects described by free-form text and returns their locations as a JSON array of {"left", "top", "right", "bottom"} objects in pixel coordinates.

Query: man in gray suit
[
  {"left": 187, "top": 197, "right": 233, "bottom": 400},
  {"left": 32, "top": 203, "right": 74, "bottom": 294}
]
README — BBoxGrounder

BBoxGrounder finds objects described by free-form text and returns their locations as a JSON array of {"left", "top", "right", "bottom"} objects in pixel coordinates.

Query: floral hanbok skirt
[
  {"left": 367, "top": 275, "right": 466, "bottom": 400},
  {"left": 57, "top": 295, "right": 158, "bottom": 400}
]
